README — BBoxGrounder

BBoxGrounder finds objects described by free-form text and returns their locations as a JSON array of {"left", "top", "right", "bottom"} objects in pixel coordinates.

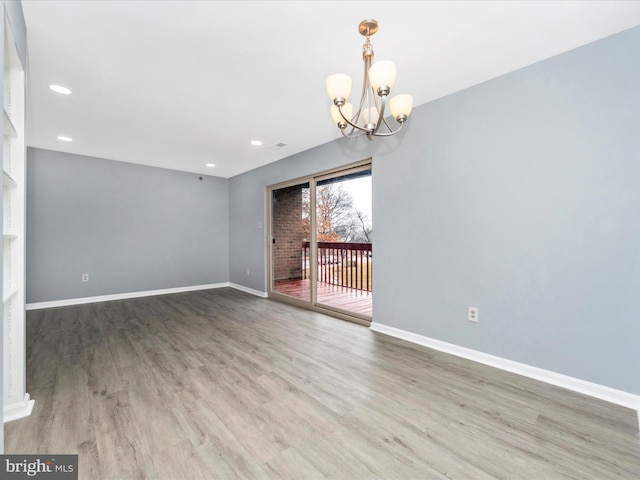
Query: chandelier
[{"left": 326, "top": 19, "right": 413, "bottom": 140}]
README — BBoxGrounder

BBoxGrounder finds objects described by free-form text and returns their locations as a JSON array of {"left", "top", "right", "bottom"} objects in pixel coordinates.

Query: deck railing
[{"left": 302, "top": 241, "right": 372, "bottom": 292}]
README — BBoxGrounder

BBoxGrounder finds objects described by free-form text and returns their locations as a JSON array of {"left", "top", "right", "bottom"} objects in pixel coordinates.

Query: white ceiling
[{"left": 21, "top": 1, "right": 640, "bottom": 178}]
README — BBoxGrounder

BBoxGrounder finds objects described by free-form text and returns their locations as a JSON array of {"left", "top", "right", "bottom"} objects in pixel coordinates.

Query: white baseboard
[
  {"left": 4, "top": 393, "right": 34, "bottom": 423},
  {"left": 26, "top": 283, "right": 231, "bottom": 310},
  {"left": 26, "top": 282, "right": 269, "bottom": 310},
  {"left": 370, "top": 322, "right": 640, "bottom": 427},
  {"left": 229, "top": 283, "right": 268, "bottom": 298}
]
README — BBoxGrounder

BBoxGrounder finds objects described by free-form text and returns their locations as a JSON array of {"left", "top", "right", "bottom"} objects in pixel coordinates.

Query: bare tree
[
  {"left": 354, "top": 208, "right": 372, "bottom": 242},
  {"left": 302, "top": 183, "right": 371, "bottom": 243}
]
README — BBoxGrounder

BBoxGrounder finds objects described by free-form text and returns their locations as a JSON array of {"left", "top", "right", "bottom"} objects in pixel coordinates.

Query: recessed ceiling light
[
  {"left": 49, "top": 84, "right": 72, "bottom": 95},
  {"left": 57, "top": 136, "right": 72, "bottom": 142},
  {"left": 251, "top": 140, "right": 262, "bottom": 146},
  {"left": 206, "top": 163, "right": 216, "bottom": 168}
]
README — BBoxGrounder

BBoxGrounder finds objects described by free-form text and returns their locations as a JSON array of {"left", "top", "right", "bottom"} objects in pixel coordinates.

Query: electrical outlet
[
  {"left": 246, "top": 268, "right": 250, "bottom": 276},
  {"left": 468, "top": 306, "right": 478, "bottom": 323},
  {"left": 82, "top": 273, "right": 89, "bottom": 283}
]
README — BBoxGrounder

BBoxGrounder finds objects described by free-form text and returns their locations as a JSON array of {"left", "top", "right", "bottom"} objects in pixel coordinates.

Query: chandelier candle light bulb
[
  {"left": 362, "top": 106, "right": 379, "bottom": 128},
  {"left": 326, "top": 74, "right": 352, "bottom": 104},
  {"left": 331, "top": 102, "right": 353, "bottom": 128},
  {"left": 389, "top": 94, "right": 414, "bottom": 122},
  {"left": 326, "top": 19, "right": 413, "bottom": 140},
  {"left": 368, "top": 60, "right": 397, "bottom": 94}
]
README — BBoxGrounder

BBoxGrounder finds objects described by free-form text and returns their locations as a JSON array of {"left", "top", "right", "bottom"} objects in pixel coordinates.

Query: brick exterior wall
[{"left": 272, "top": 185, "right": 306, "bottom": 281}]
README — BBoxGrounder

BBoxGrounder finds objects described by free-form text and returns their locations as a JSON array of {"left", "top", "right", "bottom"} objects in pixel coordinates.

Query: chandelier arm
[
  {"left": 371, "top": 95, "right": 388, "bottom": 136},
  {"left": 340, "top": 121, "right": 369, "bottom": 138},
  {"left": 342, "top": 128, "right": 369, "bottom": 139},
  {"left": 369, "top": 83, "right": 391, "bottom": 133},
  {"left": 341, "top": 121, "right": 362, "bottom": 138},
  {"left": 369, "top": 88, "right": 397, "bottom": 134},
  {"left": 369, "top": 120, "right": 406, "bottom": 137},
  {"left": 337, "top": 103, "right": 373, "bottom": 134},
  {"left": 341, "top": 115, "right": 369, "bottom": 138},
  {"left": 380, "top": 112, "right": 395, "bottom": 131},
  {"left": 371, "top": 84, "right": 382, "bottom": 112},
  {"left": 353, "top": 54, "right": 373, "bottom": 125}
]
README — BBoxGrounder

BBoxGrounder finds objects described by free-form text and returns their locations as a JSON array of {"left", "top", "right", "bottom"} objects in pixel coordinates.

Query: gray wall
[
  {"left": 229, "top": 26, "right": 640, "bottom": 395},
  {"left": 26, "top": 148, "right": 230, "bottom": 303},
  {"left": 1, "top": 0, "right": 27, "bottom": 452}
]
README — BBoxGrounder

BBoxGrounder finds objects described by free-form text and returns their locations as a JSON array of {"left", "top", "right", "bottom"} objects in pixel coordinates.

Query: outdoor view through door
[
  {"left": 270, "top": 164, "right": 372, "bottom": 320},
  {"left": 271, "top": 180, "right": 311, "bottom": 303}
]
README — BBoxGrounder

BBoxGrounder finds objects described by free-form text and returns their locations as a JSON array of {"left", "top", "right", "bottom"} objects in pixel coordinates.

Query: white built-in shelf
[
  {"left": 3, "top": 170, "right": 17, "bottom": 187},
  {"left": 3, "top": 108, "right": 17, "bottom": 138},
  {"left": 3, "top": 12, "right": 28, "bottom": 423}
]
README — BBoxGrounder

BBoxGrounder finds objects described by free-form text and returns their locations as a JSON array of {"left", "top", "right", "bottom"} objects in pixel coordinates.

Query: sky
[{"left": 343, "top": 175, "right": 372, "bottom": 224}]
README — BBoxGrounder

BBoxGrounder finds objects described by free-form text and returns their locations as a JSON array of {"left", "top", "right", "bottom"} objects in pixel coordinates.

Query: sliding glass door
[
  {"left": 268, "top": 162, "right": 372, "bottom": 322},
  {"left": 314, "top": 169, "right": 372, "bottom": 316}
]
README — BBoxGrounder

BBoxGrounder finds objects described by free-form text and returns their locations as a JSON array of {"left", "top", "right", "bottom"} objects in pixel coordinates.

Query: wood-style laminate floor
[{"left": 5, "top": 288, "right": 639, "bottom": 479}]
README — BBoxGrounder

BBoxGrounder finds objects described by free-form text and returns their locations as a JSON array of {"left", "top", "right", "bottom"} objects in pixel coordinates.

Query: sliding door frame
[{"left": 266, "top": 158, "right": 372, "bottom": 326}]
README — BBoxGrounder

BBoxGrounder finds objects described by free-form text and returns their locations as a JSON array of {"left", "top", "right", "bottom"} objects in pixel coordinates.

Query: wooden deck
[{"left": 273, "top": 279, "right": 372, "bottom": 317}]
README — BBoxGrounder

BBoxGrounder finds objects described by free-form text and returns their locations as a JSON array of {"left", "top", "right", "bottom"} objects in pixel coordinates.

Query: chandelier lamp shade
[{"left": 326, "top": 19, "right": 413, "bottom": 140}]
